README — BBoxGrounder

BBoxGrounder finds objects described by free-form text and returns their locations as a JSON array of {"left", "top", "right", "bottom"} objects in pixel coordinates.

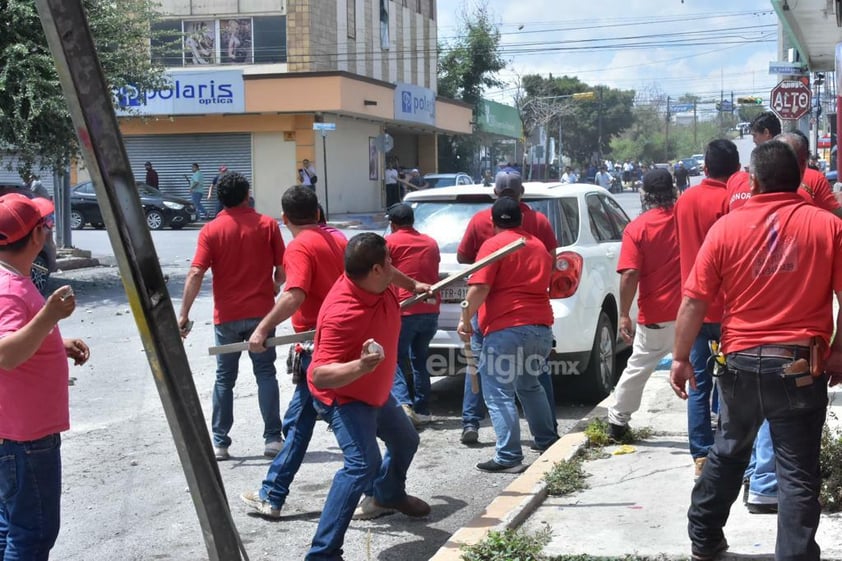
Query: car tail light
[{"left": 549, "top": 251, "right": 582, "bottom": 299}]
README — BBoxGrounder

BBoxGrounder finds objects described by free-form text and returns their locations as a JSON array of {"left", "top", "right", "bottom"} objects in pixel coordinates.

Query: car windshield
[
  {"left": 409, "top": 197, "right": 577, "bottom": 253},
  {"left": 137, "top": 184, "right": 162, "bottom": 197},
  {"left": 425, "top": 176, "right": 456, "bottom": 188}
]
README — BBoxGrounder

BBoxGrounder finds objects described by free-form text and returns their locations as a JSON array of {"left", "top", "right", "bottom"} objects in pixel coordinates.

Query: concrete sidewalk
[{"left": 429, "top": 370, "right": 842, "bottom": 561}]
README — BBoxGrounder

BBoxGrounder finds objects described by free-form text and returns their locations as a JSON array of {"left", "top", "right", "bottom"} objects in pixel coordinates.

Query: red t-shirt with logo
[
  {"left": 728, "top": 168, "right": 840, "bottom": 213},
  {"left": 468, "top": 229, "right": 553, "bottom": 335},
  {"left": 308, "top": 275, "right": 401, "bottom": 407},
  {"left": 685, "top": 192, "right": 842, "bottom": 354},
  {"left": 457, "top": 202, "right": 557, "bottom": 263},
  {"left": 387, "top": 227, "right": 441, "bottom": 316},
  {"left": 726, "top": 171, "right": 751, "bottom": 211},
  {"left": 617, "top": 207, "right": 681, "bottom": 324},
  {"left": 675, "top": 177, "right": 730, "bottom": 323},
  {"left": 284, "top": 226, "right": 347, "bottom": 332},
  {"left": 192, "top": 206, "right": 285, "bottom": 324}
]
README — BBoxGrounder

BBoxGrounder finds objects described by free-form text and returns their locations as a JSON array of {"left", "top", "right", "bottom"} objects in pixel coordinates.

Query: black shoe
[
  {"left": 461, "top": 426, "right": 479, "bottom": 445},
  {"left": 608, "top": 422, "right": 629, "bottom": 442},
  {"left": 476, "top": 459, "right": 526, "bottom": 473},
  {"left": 691, "top": 538, "right": 728, "bottom": 561},
  {"left": 747, "top": 502, "right": 778, "bottom": 514},
  {"left": 742, "top": 478, "right": 749, "bottom": 505}
]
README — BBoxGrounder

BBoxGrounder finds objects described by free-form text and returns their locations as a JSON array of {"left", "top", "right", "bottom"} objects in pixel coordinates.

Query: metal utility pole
[
  {"left": 665, "top": 96, "right": 671, "bottom": 162},
  {"left": 693, "top": 100, "right": 698, "bottom": 149},
  {"left": 34, "top": 2, "right": 247, "bottom": 559},
  {"left": 597, "top": 87, "right": 604, "bottom": 165}
]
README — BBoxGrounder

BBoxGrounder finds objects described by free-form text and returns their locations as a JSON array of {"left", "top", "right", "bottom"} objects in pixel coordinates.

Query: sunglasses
[{"left": 38, "top": 215, "right": 55, "bottom": 230}]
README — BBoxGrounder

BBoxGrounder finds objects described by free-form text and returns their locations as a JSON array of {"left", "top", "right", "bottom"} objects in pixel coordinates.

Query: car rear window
[
  {"left": 409, "top": 196, "right": 579, "bottom": 253},
  {"left": 425, "top": 177, "right": 455, "bottom": 188}
]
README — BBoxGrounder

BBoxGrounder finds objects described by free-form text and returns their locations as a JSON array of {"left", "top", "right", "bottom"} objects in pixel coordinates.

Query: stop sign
[{"left": 770, "top": 79, "right": 812, "bottom": 120}]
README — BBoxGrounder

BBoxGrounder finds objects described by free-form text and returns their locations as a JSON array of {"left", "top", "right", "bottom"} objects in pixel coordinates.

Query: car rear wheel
[
  {"left": 146, "top": 210, "right": 164, "bottom": 230},
  {"left": 31, "top": 255, "right": 50, "bottom": 295},
  {"left": 70, "top": 210, "right": 85, "bottom": 230},
  {"left": 566, "top": 312, "right": 616, "bottom": 403}
]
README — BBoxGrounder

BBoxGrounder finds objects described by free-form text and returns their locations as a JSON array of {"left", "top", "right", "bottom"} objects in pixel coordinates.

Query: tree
[
  {"left": 0, "top": 0, "right": 168, "bottom": 176},
  {"left": 437, "top": 2, "right": 506, "bottom": 174}
]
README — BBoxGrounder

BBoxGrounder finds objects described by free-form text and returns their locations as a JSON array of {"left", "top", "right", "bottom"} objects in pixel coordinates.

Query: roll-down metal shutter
[
  {"left": 123, "top": 134, "right": 252, "bottom": 200},
  {"left": 0, "top": 154, "right": 57, "bottom": 195}
]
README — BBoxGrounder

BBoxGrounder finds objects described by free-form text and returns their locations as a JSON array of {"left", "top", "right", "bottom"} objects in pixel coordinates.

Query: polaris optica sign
[
  {"left": 114, "top": 70, "right": 245, "bottom": 116},
  {"left": 394, "top": 82, "right": 436, "bottom": 126}
]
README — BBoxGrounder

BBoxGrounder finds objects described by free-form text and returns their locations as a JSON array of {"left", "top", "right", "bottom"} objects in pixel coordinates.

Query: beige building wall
[{"left": 252, "top": 132, "right": 295, "bottom": 218}]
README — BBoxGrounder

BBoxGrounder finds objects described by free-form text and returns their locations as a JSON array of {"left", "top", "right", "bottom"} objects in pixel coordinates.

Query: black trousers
[
  {"left": 386, "top": 183, "right": 401, "bottom": 207},
  {"left": 688, "top": 350, "right": 827, "bottom": 561}
]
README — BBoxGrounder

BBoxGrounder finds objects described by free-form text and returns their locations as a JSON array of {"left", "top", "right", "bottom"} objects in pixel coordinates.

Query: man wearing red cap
[{"left": 0, "top": 193, "right": 89, "bottom": 559}]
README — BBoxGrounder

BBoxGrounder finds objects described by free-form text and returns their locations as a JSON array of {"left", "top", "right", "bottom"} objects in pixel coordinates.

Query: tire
[
  {"left": 30, "top": 255, "right": 50, "bottom": 296},
  {"left": 70, "top": 210, "right": 85, "bottom": 230},
  {"left": 146, "top": 210, "right": 164, "bottom": 230},
  {"left": 566, "top": 312, "right": 617, "bottom": 403}
]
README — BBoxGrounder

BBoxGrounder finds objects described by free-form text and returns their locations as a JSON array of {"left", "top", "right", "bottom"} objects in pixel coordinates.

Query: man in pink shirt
[{"left": 0, "top": 193, "right": 89, "bottom": 560}]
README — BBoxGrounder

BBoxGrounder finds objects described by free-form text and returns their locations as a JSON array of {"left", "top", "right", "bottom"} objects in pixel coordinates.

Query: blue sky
[{"left": 436, "top": 0, "right": 780, "bottom": 107}]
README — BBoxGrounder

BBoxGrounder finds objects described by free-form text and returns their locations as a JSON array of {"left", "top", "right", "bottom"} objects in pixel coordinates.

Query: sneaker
[
  {"left": 691, "top": 538, "right": 728, "bottom": 561},
  {"left": 353, "top": 495, "right": 396, "bottom": 520},
  {"left": 214, "top": 446, "right": 230, "bottom": 461},
  {"left": 694, "top": 457, "right": 707, "bottom": 480},
  {"left": 608, "top": 422, "right": 629, "bottom": 442},
  {"left": 476, "top": 459, "right": 526, "bottom": 474},
  {"left": 414, "top": 412, "right": 432, "bottom": 424},
  {"left": 461, "top": 426, "right": 479, "bottom": 445},
  {"left": 401, "top": 404, "right": 421, "bottom": 427},
  {"left": 263, "top": 440, "right": 283, "bottom": 458},
  {"left": 240, "top": 490, "right": 281, "bottom": 519},
  {"left": 747, "top": 502, "right": 778, "bottom": 514}
]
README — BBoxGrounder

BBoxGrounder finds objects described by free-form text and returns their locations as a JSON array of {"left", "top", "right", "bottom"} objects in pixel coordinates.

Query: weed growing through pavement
[
  {"left": 544, "top": 457, "right": 589, "bottom": 496},
  {"left": 584, "top": 418, "right": 653, "bottom": 447},
  {"left": 461, "top": 527, "right": 552, "bottom": 561}
]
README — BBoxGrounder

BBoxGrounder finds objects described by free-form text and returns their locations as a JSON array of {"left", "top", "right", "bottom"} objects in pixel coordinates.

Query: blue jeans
[
  {"left": 480, "top": 325, "right": 557, "bottom": 466},
  {"left": 306, "top": 395, "right": 419, "bottom": 561},
  {"left": 744, "top": 420, "right": 777, "bottom": 502},
  {"left": 689, "top": 351, "right": 827, "bottom": 561},
  {"left": 688, "top": 323, "right": 720, "bottom": 458},
  {"left": 191, "top": 191, "right": 208, "bottom": 217},
  {"left": 260, "top": 354, "right": 316, "bottom": 509},
  {"left": 212, "top": 319, "right": 282, "bottom": 448},
  {"left": 391, "top": 313, "right": 438, "bottom": 415},
  {"left": 0, "top": 434, "right": 61, "bottom": 561}
]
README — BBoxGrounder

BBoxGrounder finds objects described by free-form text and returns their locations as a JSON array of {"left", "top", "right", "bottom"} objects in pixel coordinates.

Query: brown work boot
[{"left": 382, "top": 495, "right": 431, "bottom": 518}]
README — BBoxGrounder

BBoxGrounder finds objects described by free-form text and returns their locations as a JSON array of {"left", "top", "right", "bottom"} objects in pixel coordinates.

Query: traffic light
[
  {"left": 572, "top": 92, "right": 595, "bottom": 100},
  {"left": 737, "top": 96, "right": 763, "bottom": 105}
]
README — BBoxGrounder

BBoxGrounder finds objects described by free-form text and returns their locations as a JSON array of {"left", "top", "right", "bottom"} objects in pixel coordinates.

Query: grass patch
[
  {"left": 544, "top": 457, "right": 589, "bottom": 496},
  {"left": 820, "top": 414, "right": 842, "bottom": 512},
  {"left": 584, "top": 418, "right": 653, "bottom": 447},
  {"left": 461, "top": 527, "right": 551, "bottom": 561},
  {"left": 549, "top": 555, "right": 681, "bottom": 561}
]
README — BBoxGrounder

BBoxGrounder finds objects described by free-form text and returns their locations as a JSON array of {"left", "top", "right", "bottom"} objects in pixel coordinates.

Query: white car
[
  {"left": 404, "top": 182, "right": 635, "bottom": 402},
  {"left": 423, "top": 172, "right": 473, "bottom": 188}
]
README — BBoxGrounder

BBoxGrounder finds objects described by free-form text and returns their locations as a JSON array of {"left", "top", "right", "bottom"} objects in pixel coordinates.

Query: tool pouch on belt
[
  {"left": 707, "top": 340, "right": 726, "bottom": 377},
  {"left": 811, "top": 336, "right": 825, "bottom": 378},
  {"left": 286, "top": 342, "right": 314, "bottom": 385}
]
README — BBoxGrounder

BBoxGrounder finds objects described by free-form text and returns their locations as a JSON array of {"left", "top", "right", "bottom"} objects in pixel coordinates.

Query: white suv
[{"left": 403, "top": 182, "right": 635, "bottom": 402}]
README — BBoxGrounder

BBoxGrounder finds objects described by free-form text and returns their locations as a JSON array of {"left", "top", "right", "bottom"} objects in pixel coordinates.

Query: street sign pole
[
  {"left": 322, "top": 130, "right": 329, "bottom": 220},
  {"left": 34, "top": 2, "right": 247, "bottom": 559}
]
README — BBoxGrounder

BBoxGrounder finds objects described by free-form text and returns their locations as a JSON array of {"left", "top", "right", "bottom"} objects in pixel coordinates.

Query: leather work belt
[
  {"left": 729, "top": 343, "right": 820, "bottom": 385},
  {"left": 731, "top": 344, "right": 810, "bottom": 360},
  {"left": 644, "top": 323, "right": 665, "bottom": 330}
]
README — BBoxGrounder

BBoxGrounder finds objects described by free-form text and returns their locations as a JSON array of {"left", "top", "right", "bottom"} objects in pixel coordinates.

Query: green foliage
[
  {"left": 544, "top": 457, "right": 589, "bottom": 496},
  {"left": 737, "top": 105, "right": 765, "bottom": 123},
  {"left": 584, "top": 418, "right": 652, "bottom": 447},
  {"left": 549, "top": 555, "right": 677, "bottom": 561},
  {"left": 820, "top": 417, "right": 842, "bottom": 512},
  {"left": 0, "top": 0, "right": 167, "bottom": 175},
  {"left": 461, "top": 527, "right": 551, "bottom": 561}
]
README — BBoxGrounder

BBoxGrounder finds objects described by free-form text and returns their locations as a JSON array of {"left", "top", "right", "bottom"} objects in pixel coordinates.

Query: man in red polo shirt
[
  {"left": 457, "top": 197, "right": 558, "bottom": 473},
  {"left": 782, "top": 130, "right": 842, "bottom": 216},
  {"left": 457, "top": 171, "right": 558, "bottom": 446},
  {"left": 673, "top": 139, "right": 741, "bottom": 478},
  {"left": 726, "top": 112, "right": 780, "bottom": 211},
  {"left": 386, "top": 203, "right": 440, "bottom": 426},
  {"left": 179, "top": 173, "right": 286, "bottom": 460},
  {"left": 305, "top": 233, "right": 431, "bottom": 560},
  {"left": 670, "top": 140, "right": 842, "bottom": 561},
  {"left": 607, "top": 169, "right": 681, "bottom": 441}
]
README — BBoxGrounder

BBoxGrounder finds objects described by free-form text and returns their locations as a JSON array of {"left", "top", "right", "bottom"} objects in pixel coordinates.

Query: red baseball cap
[
  {"left": 0, "top": 193, "right": 55, "bottom": 246},
  {"left": 219, "top": 165, "right": 228, "bottom": 172}
]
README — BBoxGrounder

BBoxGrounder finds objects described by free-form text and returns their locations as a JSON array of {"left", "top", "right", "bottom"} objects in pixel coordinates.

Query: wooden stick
[
  {"left": 461, "top": 300, "right": 480, "bottom": 394},
  {"left": 208, "top": 237, "right": 527, "bottom": 356}
]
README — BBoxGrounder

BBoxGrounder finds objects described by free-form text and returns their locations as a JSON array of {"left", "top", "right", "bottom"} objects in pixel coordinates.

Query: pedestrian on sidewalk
[
  {"left": 186, "top": 163, "right": 209, "bottom": 219},
  {"left": 386, "top": 203, "right": 440, "bottom": 427},
  {"left": 144, "top": 161, "right": 159, "bottom": 189},
  {"left": 0, "top": 194, "right": 89, "bottom": 560},
  {"left": 457, "top": 197, "right": 558, "bottom": 473},
  {"left": 306, "top": 233, "right": 431, "bottom": 558},
  {"left": 674, "top": 139, "right": 740, "bottom": 479},
  {"left": 456, "top": 171, "right": 558, "bottom": 446},
  {"left": 607, "top": 169, "right": 680, "bottom": 440},
  {"left": 178, "top": 173, "right": 286, "bottom": 461},
  {"left": 670, "top": 140, "right": 842, "bottom": 561}
]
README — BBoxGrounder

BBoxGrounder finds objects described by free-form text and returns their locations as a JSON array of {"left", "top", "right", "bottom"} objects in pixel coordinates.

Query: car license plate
[
  {"left": 440, "top": 283, "right": 468, "bottom": 303},
  {"left": 190, "top": 213, "right": 197, "bottom": 221}
]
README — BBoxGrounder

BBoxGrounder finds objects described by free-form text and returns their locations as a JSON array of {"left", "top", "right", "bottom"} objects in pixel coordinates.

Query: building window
[
  {"left": 347, "top": 0, "right": 356, "bottom": 39},
  {"left": 379, "top": 0, "right": 389, "bottom": 50},
  {"left": 416, "top": 0, "right": 421, "bottom": 13},
  {"left": 150, "top": 16, "right": 287, "bottom": 67}
]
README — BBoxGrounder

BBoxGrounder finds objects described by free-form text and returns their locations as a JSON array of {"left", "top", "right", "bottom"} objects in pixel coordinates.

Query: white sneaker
[
  {"left": 352, "top": 495, "right": 396, "bottom": 520},
  {"left": 240, "top": 490, "right": 281, "bottom": 519},
  {"left": 214, "top": 446, "right": 230, "bottom": 461},
  {"left": 401, "top": 404, "right": 421, "bottom": 427},
  {"left": 263, "top": 440, "right": 283, "bottom": 458}
]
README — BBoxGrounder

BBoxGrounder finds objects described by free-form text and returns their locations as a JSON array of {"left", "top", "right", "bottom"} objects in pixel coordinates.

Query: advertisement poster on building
[
  {"left": 369, "top": 137, "right": 378, "bottom": 180},
  {"left": 222, "top": 19, "right": 252, "bottom": 64},
  {"left": 184, "top": 21, "right": 215, "bottom": 65}
]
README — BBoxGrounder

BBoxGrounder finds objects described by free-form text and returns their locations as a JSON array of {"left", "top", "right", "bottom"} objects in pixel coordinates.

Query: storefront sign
[
  {"left": 477, "top": 99, "right": 522, "bottom": 139},
  {"left": 394, "top": 82, "right": 436, "bottom": 126},
  {"left": 114, "top": 69, "right": 245, "bottom": 116}
]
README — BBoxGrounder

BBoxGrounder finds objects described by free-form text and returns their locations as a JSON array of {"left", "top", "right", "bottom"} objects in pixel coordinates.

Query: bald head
[{"left": 774, "top": 132, "right": 808, "bottom": 175}]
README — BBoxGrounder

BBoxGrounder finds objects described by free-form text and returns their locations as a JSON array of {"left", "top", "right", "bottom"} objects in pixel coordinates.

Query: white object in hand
[
  {"left": 366, "top": 341, "right": 384, "bottom": 357},
  {"left": 61, "top": 287, "right": 74, "bottom": 301}
]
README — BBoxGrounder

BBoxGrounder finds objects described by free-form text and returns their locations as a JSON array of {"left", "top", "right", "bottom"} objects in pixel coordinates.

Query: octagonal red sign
[{"left": 770, "top": 79, "right": 812, "bottom": 121}]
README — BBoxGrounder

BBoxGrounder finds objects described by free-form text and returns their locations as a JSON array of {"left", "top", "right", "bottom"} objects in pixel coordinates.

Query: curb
[
  {"left": 56, "top": 257, "right": 100, "bottom": 271},
  {"left": 427, "top": 396, "right": 611, "bottom": 561}
]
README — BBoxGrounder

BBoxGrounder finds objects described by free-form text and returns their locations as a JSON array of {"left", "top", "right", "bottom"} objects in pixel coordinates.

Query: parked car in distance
[
  {"left": 0, "top": 182, "right": 58, "bottom": 295},
  {"left": 403, "top": 182, "right": 636, "bottom": 403},
  {"left": 691, "top": 154, "right": 704, "bottom": 170},
  {"left": 679, "top": 158, "right": 701, "bottom": 176},
  {"left": 70, "top": 181, "right": 196, "bottom": 230},
  {"left": 423, "top": 172, "right": 473, "bottom": 188}
]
